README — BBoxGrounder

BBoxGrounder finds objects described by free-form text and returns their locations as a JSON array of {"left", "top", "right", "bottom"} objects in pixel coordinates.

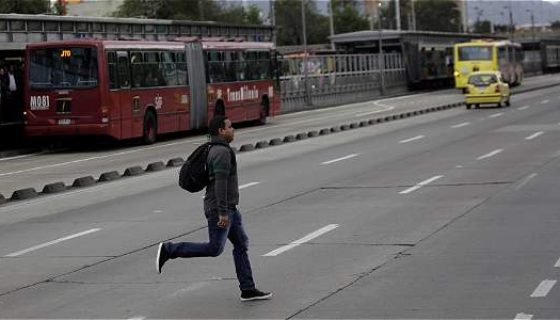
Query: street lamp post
[
  {"left": 301, "top": 0, "right": 310, "bottom": 106},
  {"left": 527, "top": 9, "right": 535, "bottom": 43},
  {"left": 377, "top": 1, "right": 385, "bottom": 95}
]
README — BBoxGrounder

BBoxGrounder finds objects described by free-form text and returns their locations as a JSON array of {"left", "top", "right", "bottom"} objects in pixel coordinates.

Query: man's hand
[{"left": 217, "top": 215, "right": 229, "bottom": 228}]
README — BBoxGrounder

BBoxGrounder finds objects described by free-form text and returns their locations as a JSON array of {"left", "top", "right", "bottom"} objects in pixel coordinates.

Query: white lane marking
[
  {"left": 4, "top": 228, "right": 101, "bottom": 257},
  {"left": 0, "top": 152, "right": 44, "bottom": 162},
  {"left": 451, "top": 122, "right": 470, "bottom": 128},
  {"left": 518, "top": 105, "right": 530, "bottom": 110},
  {"left": 555, "top": 257, "right": 560, "bottom": 268},
  {"left": 514, "top": 313, "right": 533, "bottom": 320},
  {"left": 530, "top": 279, "right": 557, "bottom": 298},
  {"left": 128, "top": 317, "right": 146, "bottom": 320},
  {"left": 153, "top": 210, "right": 163, "bottom": 214},
  {"left": 399, "top": 175, "right": 444, "bottom": 194},
  {"left": 355, "top": 105, "right": 395, "bottom": 117},
  {"left": 542, "top": 99, "right": 550, "bottom": 104},
  {"left": 239, "top": 181, "right": 260, "bottom": 190},
  {"left": 515, "top": 173, "right": 537, "bottom": 191},
  {"left": 399, "top": 135, "right": 425, "bottom": 144},
  {"left": 489, "top": 112, "right": 504, "bottom": 118},
  {"left": 525, "top": 131, "right": 544, "bottom": 140},
  {"left": 477, "top": 149, "right": 503, "bottom": 160},
  {"left": 263, "top": 224, "right": 339, "bottom": 257},
  {"left": 321, "top": 154, "right": 358, "bottom": 165}
]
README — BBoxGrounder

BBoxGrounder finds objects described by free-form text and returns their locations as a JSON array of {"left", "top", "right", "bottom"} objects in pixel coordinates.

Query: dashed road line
[
  {"left": 554, "top": 257, "right": 560, "bottom": 268},
  {"left": 477, "top": 149, "right": 503, "bottom": 160},
  {"left": 263, "top": 224, "right": 340, "bottom": 257},
  {"left": 489, "top": 112, "right": 504, "bottom": 118},
  {"left": 514, "top": 173, "right": 537, "bottom": 191},
  {"left": 239, "top": 182, "right": 260, "bottom": 190},
  {"left": 4, "top": 228, "right": 101, "bottom": 257},
  {"left": 530, "top": 279, "right": 557, "bottom": 298},
  {"left": 321, "top": 154, "right": 359, "bottom": 165},
  {"left": 518, "top": 106, "right": 530, "bottom": 111},
  {"left": 542, "top": 99, "right": 550, "bottom": 104},
  {"left": 451, "top": 122, "right": 470, "bottom": 128},
  {"left": 399, "top": 135, "right": 425, "bottom": 144},
  {"left": 525, "top": 131, "right": 544, "bottom": 140},
  {"left": 399, "top": 175, "right": 444, "bottom": 194},
  {"left": 514, "top": 313, "right": 533, "bottom": 320}
]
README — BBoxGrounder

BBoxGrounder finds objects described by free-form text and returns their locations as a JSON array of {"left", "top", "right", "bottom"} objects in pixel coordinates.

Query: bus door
[
  {"left": 115, "top": 51, "right": 136, "bottom": 138},
  {"left": 185, "top": 42, "right": 207, "bottom": 129}
]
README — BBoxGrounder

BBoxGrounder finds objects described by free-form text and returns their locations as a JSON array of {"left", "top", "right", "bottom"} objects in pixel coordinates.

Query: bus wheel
[
  {"left": 258, "top": 98, "right": 269, "bottom": 125},
  {"left": 215, "top": 101, "right": 225, "bottom": 116},
  {"left": 505, "top": 98, "right": 511, "bottom": 107},
  {"left": 466, "top": 104, "right": 472, "bottom": 110},
  {"left": 143, "top": 111, "right": 157, "bottom": 145}
]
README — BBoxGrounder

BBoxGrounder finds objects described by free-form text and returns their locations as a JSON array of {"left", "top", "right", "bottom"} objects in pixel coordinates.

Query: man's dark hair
[{"left": 208, "top": 115, "right": 228, "bottom": 137}]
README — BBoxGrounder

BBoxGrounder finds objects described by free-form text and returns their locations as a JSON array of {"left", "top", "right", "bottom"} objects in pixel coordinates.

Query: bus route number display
[{"left": 60, "top": 50, "right": 72, "bottom": 58}]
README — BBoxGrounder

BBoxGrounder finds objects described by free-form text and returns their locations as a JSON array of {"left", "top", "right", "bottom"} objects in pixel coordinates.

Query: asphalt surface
[
  {"left": 1, "top": 73, "right": 560, "bottom": 200},
  {"left": 0, "top": 82, "right": 559, "bottom": 318}
]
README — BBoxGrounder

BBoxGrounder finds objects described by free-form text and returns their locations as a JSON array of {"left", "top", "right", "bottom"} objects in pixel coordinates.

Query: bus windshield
[
  {"left": 458, "top": 46, "right": 493, "bottom": 61},
  {"left": 29, "top": 47, "right": 98, "bottom": 89}
]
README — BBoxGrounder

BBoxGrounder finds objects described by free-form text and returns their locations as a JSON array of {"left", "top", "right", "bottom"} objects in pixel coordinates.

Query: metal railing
[{"left": 279, "top": 53, "right": 407, "bottom": 113}]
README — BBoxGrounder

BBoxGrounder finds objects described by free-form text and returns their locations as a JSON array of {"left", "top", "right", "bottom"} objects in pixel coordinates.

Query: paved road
[
  {"left": 1, "top": 74, "right": 560, "bottom": 199},
  {"left": 0, "top": 83, "right": 559, "bottom": 318}
]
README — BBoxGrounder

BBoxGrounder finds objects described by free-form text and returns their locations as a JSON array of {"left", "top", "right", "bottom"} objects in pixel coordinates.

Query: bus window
[
  {"left": 107, "top": 51, "right": 118, "bottom": 89},
  {"left": 117, "top": 52, "right": 130, "bottom": 88},
  {"left": 498, "top": 47, "right": 507, "bottom": 64},
  {"left": 29, "top": 47, "right": 98, "bottom": 89},
  {"left": 130, "top": 51, "right": 143, "bottom": 88},
  {"left": 161, "top": 51, "right": 178, "bottom": 86},
  {"left": 458, "top": 46, "right": 492, "bottom": 61},
  {"left": 176, "top": 52, "right": 188, "bottom": 85}
]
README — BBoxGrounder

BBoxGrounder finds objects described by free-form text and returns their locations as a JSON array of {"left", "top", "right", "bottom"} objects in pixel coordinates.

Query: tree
[
  {"left": 473, "top": 20, "right": 492, "bottom": 34},
  {"left": 245, "top": 5, "right": 263, "bottom": 25},
  {"left": 274, "top": 0, "right": 329, "bottom": 46},
  {"left": 551, "top": 20, "right": 560, "bottom": 31},
  {"left": 414, "top": 0, "right": 461, "bottom": 32},
  {"left": 0, "top": 0, "right": 50, "bottom": 14},
  {"left": 114, "top": 0, "right": 263, "bottom": 25},
  {"left": 331, "top": 0, "right": 370, "bottom": 34}
]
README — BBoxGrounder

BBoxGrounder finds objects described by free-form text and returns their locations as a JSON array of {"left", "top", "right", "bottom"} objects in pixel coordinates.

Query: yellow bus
[{"left": 454, "top": 40, "right": 524, "bottom": 90}]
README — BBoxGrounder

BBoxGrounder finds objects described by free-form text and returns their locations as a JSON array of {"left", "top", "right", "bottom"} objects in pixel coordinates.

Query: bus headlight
[{"left": 454, "top": 71, "right": 459, "bottom": 77}]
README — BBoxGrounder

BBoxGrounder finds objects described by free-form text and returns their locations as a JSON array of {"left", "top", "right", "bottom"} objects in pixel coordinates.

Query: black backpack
[{"left": 178, "top": 142, "right": 233, "bottom": 193}]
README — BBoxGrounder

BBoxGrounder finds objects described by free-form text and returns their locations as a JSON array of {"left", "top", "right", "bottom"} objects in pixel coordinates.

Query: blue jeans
[{"left": 165, "top": 208, "right": 256, "bottom": 291}]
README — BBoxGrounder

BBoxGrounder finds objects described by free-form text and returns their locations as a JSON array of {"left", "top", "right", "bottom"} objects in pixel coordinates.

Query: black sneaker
[
  {"left": 156, "top": 242, "right": 169, "bottom": 274},
  {"left": 240, "top": 288, "right": 272, "bottom": 301}
]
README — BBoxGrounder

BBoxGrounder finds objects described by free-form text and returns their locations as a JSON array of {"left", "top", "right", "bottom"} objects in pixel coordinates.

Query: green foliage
[
  {"left": 114, "top": 0, "right": 262, "bottom": 25},
  {"left": 274, "top": 0, "right": 329, "bottom": 46},
  {"left": 0, "top": 0, "right": 50, "bottom": 14},
  {"left": 473, "top": 20, "right": 492, "bottom": 34},
  {"left": 331, "top": 0, "right": 369, "bottom": 34},
  {"left": 414, "top": 0, "right": 461, "bottom": 32}
]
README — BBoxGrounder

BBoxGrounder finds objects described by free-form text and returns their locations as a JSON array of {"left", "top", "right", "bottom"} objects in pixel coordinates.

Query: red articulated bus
[{"left": 24, "top": 38, "right": 279, "bottom": 144}]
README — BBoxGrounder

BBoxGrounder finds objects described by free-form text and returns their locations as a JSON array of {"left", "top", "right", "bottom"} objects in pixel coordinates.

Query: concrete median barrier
[
  {"left": 167, "top": 158, "right": 184, "bottom": 167},
  {"left": 296, "top": 133, "right": 308, "bottom": 140},
  {"left": 283, "top": 135, "right": 296, "bottom": 143},
  {"left": 99, "top": 171, "right": 121, "bottom": 182},
  {"left": 146, "top": 161, "right": 165, "bottom": 172},
  {"left": 350, "top": 123, "right": 359, "bottom": 129},
  {"left": 308, "top": 130, "right": 319, "bottom": 137},
  {"left": 319, "top": 128, "right": 331, "bottom": 135},
  {"left": 11, "top": 188, "right": 39, "bottom": 200},
  {"left": 331, "top": 126, "right": 340, "bottom": 133},
  {"left": 0, "top": 193, "right": 5, "bottom": 205},
  {"left": 359, "top": 121, "right": 369, "bottom": 127},
  {"left": 269, "top": 138, "right": 283, "bottom": 146},
  {"left": 255, "top": 141, "right": 269, "bottom": 149},
  {"left": 239, "top": 144, "right": 255, "bottom": 152},
  {"left": 340, "top": 124, "right": 350, "bottom": 131},
  {"left": 72, "top": 176, "right": 96, "bottom": 188},
  {"left": 124, "top": 166, "right": 144, "bottom": 176},
  {"left": 42, "top": 182, "right": 66, "bottom": 194}
]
